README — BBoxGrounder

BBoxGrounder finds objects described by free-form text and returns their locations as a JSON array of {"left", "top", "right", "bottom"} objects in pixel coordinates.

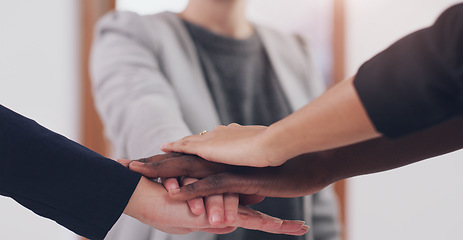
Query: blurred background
[{"left": 0, "top": 0, "right": 462, "bottom": 239}]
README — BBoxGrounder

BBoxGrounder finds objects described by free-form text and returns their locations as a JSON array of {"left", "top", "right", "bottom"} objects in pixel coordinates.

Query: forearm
[
  {"left": 264, "top": 4, "right": 463, "bottom": 165},
  {"left": 0, "top": 105, "right": 141, "bottom": 239},
  {"left": 314, "top": 115, "right": 463, "bottom": 184},
  {"left": 263, "top": 77, "right": 380, "bottom": 165}
]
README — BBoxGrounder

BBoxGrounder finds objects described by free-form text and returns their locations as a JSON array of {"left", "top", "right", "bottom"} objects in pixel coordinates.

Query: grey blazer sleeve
[{"left": 91, "top": 12, "right": 192, "bottom": 159}]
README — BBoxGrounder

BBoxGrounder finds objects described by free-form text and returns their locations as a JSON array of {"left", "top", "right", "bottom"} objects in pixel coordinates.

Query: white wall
[
  {"left": 345, "top": 1, "right": 463, "bottom": 240},
  {"left": 0, "top": 0, "right": 80, "bottom": 239}
]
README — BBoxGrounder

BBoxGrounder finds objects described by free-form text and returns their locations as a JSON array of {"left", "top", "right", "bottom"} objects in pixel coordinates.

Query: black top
[
  {"left": 354, "top": 3, "right": 463, "bottom": 138},
  {"left": 184, "top": 21, "right": 305, "bottom": 240},
  {"left": 0, "top": 105, "right": 141, "bottom": 239}
]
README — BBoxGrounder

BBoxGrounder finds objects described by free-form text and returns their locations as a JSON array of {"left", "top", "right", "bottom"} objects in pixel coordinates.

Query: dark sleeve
[
  {"left": 353, "top": 3, "right": 463, "bottom": 138},
  {"left": 0, "top": 105, "right": 141, "bottom": 240}
]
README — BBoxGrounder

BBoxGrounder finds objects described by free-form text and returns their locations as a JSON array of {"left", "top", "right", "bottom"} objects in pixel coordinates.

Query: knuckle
[
  {"left": 179, "top": 140, "right": 190, "bottom": 147},
  {"left": 215, "top": 125, "right": 226, "bottom": 130},
  {"left": 166, "top": 152, "right": 183, "bottom": 158},
  {"left": 205, "top": 175, "right": 224, "bottom": 188},
  {"left": 184, "top": 182, "right": 198, "bottom": 193},
  {"left": 180, "top": 156, "right": 196, "bottom": 175}
]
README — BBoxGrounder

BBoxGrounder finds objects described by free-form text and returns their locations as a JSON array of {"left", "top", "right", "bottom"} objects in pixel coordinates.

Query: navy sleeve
[
  {"left": 0, "top": 105, "right": 141, "bottom": 239},
  {"left": 353, "top": 3, "right": 463, "bottom": 138}
]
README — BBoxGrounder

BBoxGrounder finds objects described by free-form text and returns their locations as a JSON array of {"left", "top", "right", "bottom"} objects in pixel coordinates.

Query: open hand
[
  {"left": 161, "top": 124, "right": 283, "bottom": 167},
  {"left": 123, "top": 177, "right": 309, "bottom": 235}
]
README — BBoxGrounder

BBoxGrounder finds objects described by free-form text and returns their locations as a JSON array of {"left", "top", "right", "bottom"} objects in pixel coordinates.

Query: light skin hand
[
  {"left": 161, "top": 124, "right": 272, "bottom": 167},
  {"left": 119, "top": 159, "right": 237, "bottom": 226},
  {"left": 165, "top": 177, "right": 238, "bottom": 226},
  {"left": 161, "top": 77, "right": 380, "bottom": 167},
  {"left": 122, "top": 177, "right": 310, "bottom": 235}
]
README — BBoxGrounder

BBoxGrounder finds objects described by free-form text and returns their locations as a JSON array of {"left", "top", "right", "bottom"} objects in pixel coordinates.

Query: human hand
[
  {"left": 161, "top": 124, "right": 284, "bottom": 167},
  {"left": 123, "top": 177, "right": 310, "bottom": 235},
  {"left": 124, "top": 153, "right": 332, "bottom": 201},
  {"left": 119, "top": 160, "right": 249, "bottom": 228},
  {"left": 163, "top": 177, "right": 243, "bottom": 227}
]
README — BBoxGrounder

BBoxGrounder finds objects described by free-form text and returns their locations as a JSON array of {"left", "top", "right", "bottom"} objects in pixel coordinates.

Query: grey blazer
[{"left": 91, "top": 11, "right": 340, "bottom": 240}]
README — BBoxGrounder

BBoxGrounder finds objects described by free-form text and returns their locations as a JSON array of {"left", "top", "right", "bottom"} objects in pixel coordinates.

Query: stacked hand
[
  {"left": 118, "top": 157, "right": 310, "bottom": 236},
  {"left": 121, "top": 152, "right": 333, "bottom": 204}
]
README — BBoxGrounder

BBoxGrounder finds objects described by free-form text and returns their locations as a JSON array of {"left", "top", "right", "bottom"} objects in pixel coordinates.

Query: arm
[
  {"left": 162, "top": 3, "right": 463, "bottom": 167},
  {"left": 0, "top": 104, "right": 140, "bottom": 240},
  {"left": 129, "top": 114, "right": 463, "bottom": 199},
  {"left": 161, "top": 77, "right": 378, "bottom": 167},
  {"left": 0, "top": 105, "right": 308, "bottom": 238}
]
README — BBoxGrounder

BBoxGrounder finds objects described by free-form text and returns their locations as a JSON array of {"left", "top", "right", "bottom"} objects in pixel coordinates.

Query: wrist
[
  {"left": 123, "top": 177, "right": 146, "bottom": 222},
  {"left": 259, "top": 122, "right": 301, "bottom": 166},
  {"left": 123, "top": 177, "right": 163, "bottom": 226}
]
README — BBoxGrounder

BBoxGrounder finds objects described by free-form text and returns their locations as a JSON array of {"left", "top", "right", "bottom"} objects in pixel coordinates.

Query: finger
[
  {"left": 117, "top": 159, "right": 131, "bottom": 168},
  {"left": 278, "top": 220, "right": 308, "bottom": 233},
  {"left": 170, "top": 173, "right": 260, "bottom": 201},
  {"left": 135, "top": 152, "right": 184, "bottom": 164},
  {"left": 162, "top": 178, "right": 180, "bottom": 194},
  {"left": 161, "top": 142, "right": 175, "bottom": 153},
  {"left": 227, "top": 123, "right": 242, "bottom": 127},
  {"left": 260, "top": 223, "right": 309, "bottom": 236},
  {"left": 239, "top": 194, "right": 265, "bottom": 206},
  {"left": 128, "top": 153, "right": 187, "bottom": 178},
  {"left": 182, "top": 177, "right": 205, "bottom": 216},
  {"left": 234, "top": 205, "right": 283, "bottom": 230},
  {"left": 129, "top": 155, "right": 228, "bottom": 179},
  {"left": 205, "top": 194, "right": 225, "bottom": 227},
  {"left": 161, "top": 135, "right": 202, "bottom": 154},
  {"left": 223, "top": 193, "right": 239, "bottom": 225},
  {"left": 201, "top": 226, "right": 237, "bottom": 234},
  {"left": 235, "top": 206, "right": 308, "bottom": 235}
]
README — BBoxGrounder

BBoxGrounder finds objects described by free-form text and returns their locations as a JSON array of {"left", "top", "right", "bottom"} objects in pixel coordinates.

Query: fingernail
[
  {"left": 226, "top": 213, "right": 236, "bottom": 223},
  {"left": 130, "top": 161, "right": 144, "bottom": 167},
  {"left": 160, "top": 143, "right": 168, "bottom": 149},
  {"left": 294, "top": 220, "right": 306, "bottom": 226},
  {"left": 166, "top": 183, "right": 179, "bottom": 191},
  {"left": 273, "top": 219, "right": 283, "bottom": 225},
  {"left": 168, "top": 188, "right": 180, "bottom": 194},
  {"left": 193, "top": 201, "right": 203, "bottom": 210},
  {"left": 211, "top": 214, "right": 223, "bottom": 224},
  {"left": 302, "top": 225, "right": 310, "bottom": 230}
]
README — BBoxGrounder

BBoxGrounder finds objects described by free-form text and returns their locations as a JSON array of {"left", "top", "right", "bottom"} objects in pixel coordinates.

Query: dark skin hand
[
  {"left": 128, "top": 152, "right": 329, "bottom": 199},
  {"left": 127, "top": 116, "right": 463, "bottom": 201}
]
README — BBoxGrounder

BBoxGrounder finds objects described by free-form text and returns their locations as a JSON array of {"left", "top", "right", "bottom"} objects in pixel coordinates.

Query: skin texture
[
  {"left": 127, "top": 115, "right": 463, "bottom": 201},
  {"left": 161, "top": 77, "right": 380, "bottom": 167},
  {"left": 122, "top": 177, "right": 310, "bottom": 235}
]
